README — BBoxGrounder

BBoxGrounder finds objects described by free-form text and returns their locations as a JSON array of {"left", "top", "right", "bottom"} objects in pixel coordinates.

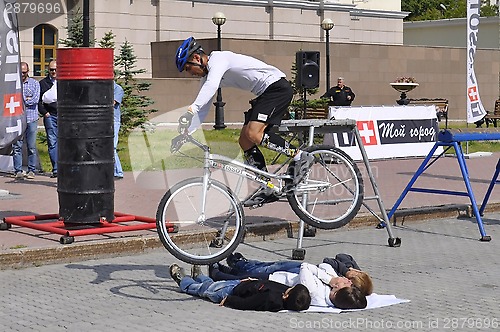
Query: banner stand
[{"left": 278, "top": 119, "right": 401, "bottom": 260}]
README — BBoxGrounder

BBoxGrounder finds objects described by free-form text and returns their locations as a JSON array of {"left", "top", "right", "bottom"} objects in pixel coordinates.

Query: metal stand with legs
[
  {"left": 278, "top": 119, "right": 401, "bottom": 260},
  {"left": 388, "top": 129, "right": 497, "bottom": 242}
]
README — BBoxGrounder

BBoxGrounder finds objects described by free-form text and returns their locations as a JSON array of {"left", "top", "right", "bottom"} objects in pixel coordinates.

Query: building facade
[
  {"left": 15, "top": 0, "right": 499, "bottom": 122},
  {"left": 17, "top": 0, "right": 407, "bottom": 77},
  {"left": 404, "top": 16, "right": 500, "bottom": 49}
]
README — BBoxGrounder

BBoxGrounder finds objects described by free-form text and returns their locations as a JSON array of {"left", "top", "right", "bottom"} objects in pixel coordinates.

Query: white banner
[
  {"left": 327, "top": 105, "right": 442, "bottom": 160},
  {"left": 0, "top": 0, "right": 24, "bottom": 155},
  {"left": 466, "top": 0, "right": 487, "bottom": 123}
]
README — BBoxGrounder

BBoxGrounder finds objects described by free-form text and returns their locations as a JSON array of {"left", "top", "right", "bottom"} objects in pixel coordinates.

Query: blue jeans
[
  {"left": 233, "top": 260, "right": 301, "bottom": 277},
  {"left": 13, "top": 121, "right": 38, "bottom": 173},
  {"left": 180, "top": 275, "right": 240, "bottom": 303},
  {"left": 114, "top": 121, "right": 123, "bottom": 177},
  {"left": 43, "top": 114, "right": 58, "bottom": 174}
]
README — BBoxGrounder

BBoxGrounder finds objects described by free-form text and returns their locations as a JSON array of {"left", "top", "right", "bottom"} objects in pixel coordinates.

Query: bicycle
[{"left": 156, "top": 132, "right": 364, "bottom": 265}]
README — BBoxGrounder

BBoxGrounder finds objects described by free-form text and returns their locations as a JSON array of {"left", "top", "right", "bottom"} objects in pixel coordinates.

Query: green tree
[
  {"left": 98, "top": 30, "right": 116, "bottom": 50},
  {"left": 402, "top": 0, "right": 498, "bottom": 21},
  {"left": 114, "top": 40, "right": 157, "bottom": 133},
  {"left": 59, "top": 8, "right": 96, "bottom": 47}
]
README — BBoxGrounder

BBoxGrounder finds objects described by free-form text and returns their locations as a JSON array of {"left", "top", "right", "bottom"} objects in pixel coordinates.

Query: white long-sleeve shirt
[
  {"left": 188, "top": 51, "right": 285, "bottom": 132},
  {"left": 269, "top": 262, "right": 338, "bottom": 307}
]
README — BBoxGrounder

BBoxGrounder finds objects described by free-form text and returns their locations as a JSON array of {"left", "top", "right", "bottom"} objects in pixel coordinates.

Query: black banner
[
  {"left": 0, "top": 0, "right": 24, "bottom": 155},
  {"left": 377, "top": 119, "right": 438, "bottom": 144}
]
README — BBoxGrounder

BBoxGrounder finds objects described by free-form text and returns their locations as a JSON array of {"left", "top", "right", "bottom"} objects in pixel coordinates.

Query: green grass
[
  {"left": 36, "top": 128, "right": 294, "bottom": 173},
  {"left": 122, "top": 128, "right": 294, "bottom": 171},
  {"left": 35, "top": 122, "right": 500, "bottom": 173},
  {"left": 439, "top": 121, "right": 500, "bottom": 154}
]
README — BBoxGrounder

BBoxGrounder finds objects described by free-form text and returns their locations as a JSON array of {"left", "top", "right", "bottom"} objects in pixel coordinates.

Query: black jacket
[
  {"left": 322, "top": 85, "right": 355, "bottom": 106},
  {"left": 322, "top": 253, "right": 361, "bottom": 276},
  {"left": 38, "top": 75, "right": 57, "bottom": 116},
  {"left": 223, "top": 279, "right": 288, "bottom": 312}
]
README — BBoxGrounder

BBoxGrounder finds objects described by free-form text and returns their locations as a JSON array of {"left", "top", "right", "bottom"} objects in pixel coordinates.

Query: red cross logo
[
  {"left": 3, "top": 93, "right": 23, "bottom": 117},
  {"left": 357, "top": 121, "right": 378, "bottom": 146},
  {"left": 468, "top": 86, "right": 479, "bottom": 102}
]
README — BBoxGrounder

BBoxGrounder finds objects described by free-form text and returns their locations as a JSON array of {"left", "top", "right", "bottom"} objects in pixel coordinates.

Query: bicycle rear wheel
[
  {"left": 156, "top": 177, "right": 245, "bottom": 265},
  {"left": 287, "top": 145, "right": 364, "bottom": 229}
]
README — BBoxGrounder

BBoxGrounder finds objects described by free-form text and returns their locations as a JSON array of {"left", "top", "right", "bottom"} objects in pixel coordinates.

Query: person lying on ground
[
  {"left": 210, "top": 255, "right": 367, "bottom": 309},
  {"left": 323, "top": 253, "right": 373, "bottom": 296},
  {"left": 210, "top": 252, "right": 373, "bottom": 296},
  {"left": 169, "top": 263, "right": 311, "bottom": 312}
]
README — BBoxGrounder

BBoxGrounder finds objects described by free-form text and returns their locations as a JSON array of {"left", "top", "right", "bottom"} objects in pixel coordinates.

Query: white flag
[
  {"left": 0, "top": 0, "right": 24, "bottom": 155},
  {"left": 466, "top": 0, "right": 487, "bottom": 123}
]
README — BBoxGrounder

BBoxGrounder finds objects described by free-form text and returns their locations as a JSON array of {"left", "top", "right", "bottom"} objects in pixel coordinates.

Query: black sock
[
  {"left": 260, "top": 132, "right": 298, "bottom": 158},
  {"left": 243, "top": 146, "right": 268, "bottom": 171}
]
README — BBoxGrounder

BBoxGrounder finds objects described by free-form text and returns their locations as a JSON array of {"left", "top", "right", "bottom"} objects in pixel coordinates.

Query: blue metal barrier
[{"left": 387, "top": 129, "right": 499, "bottom": 241}]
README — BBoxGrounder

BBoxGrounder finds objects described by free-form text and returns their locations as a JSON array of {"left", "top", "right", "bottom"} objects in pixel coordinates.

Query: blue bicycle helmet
[{"left": 175, "top": 37, "right": 203, "bottom": 72}]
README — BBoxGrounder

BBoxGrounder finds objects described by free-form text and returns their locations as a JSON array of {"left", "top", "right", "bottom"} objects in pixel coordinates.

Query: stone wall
[{"left": 147, "top": 38, "right": 500, "bottom": 122}]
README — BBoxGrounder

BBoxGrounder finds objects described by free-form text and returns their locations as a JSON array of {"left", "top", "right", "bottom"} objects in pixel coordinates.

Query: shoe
[
  {"left": 216, "top": 262, "right": 234, "bottom": 275},
  {"left": 208, "top": 263, "right": 219, "bottom": 279},
  {"left": 293, "top": 152, "right": 315, "bottom": 185},
  {"left": 26, "top": 171, "right": 35, "bottom": 179},
  {"left": 243, "top": 187, "right": 280, "bottom": 207},
  {"left": 114, "top": 175, "right": 124, "bottom": 180},
  {"left": 50, "top": 173, "right": 57, "bottom": 178},
  {"left": 169, "top": 263, "right": 186, "bottom": 286},
  {"left": 191, "top": 265, "right": 203, "bottom": 279},
  {"left": 226, "top": 252, "right": 247, "bottom": 268},
  {"left": 14, "top": 172, "right": 25, "bottom": 180}
]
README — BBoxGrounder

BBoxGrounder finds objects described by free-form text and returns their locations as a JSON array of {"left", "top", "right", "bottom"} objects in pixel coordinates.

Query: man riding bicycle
[{"left": 175, "top": 36, "right": 314, "bottom": 205}]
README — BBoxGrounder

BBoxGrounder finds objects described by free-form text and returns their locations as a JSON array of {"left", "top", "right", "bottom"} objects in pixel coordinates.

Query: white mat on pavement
[{"left": 282, "top": 293, "right": 410, "bottom": 313}]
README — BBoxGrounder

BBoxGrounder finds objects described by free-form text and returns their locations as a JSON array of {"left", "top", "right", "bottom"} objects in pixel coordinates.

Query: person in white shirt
[
  {"left": 174, "top": 37, "right": 315, "bottom": 205},
  {"left": 268, "top": 262, "right": 366, "bottom": 309}
]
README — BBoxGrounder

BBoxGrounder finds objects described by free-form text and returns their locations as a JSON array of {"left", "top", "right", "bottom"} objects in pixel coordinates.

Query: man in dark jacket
[
  {"left": 321, "top": 77, "right": 355, "bottom": 106},
  {"left": 38, "top": 60, "right": 58, "bottom": 177},
  {"left": 170, "top": 263, "right": 310, "bottom": 312}
]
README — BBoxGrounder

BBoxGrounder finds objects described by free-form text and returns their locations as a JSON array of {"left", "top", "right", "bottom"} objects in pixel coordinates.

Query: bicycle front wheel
[
  {"left": 156, "top": 177, "right": 245, "bottom": 265},
  {"left": 287, "top": 145, "right": 364, "bottom": 229}
]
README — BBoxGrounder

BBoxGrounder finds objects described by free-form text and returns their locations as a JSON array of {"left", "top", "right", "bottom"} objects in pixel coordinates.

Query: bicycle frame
[
  {"left": 190, "top": 137, "right": 289, "bottom": 216},
  {"left": 159, "top": 133, "right": 367, "bottom": 264},
  {"left": 180, "top": 134, "right": 335, "bottom": 207}
]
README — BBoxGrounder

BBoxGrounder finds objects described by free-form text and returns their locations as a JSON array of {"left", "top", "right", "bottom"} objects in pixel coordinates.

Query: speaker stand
[{"left": 301, "top": 89, "right": 307, "bottom": 119}]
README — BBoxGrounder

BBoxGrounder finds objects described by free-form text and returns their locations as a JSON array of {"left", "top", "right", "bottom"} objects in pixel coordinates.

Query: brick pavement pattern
[{"left": 1, "top": 215, "right": 500, "bottom": 331}]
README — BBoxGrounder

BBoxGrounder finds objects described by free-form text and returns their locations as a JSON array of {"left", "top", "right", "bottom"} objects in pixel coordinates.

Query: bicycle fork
[{"left": 201, "top": 150, "right": 235, "bottom": 248}]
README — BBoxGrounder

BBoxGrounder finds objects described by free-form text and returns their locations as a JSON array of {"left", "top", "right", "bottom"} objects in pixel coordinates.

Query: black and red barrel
[{"left": 57, "top": 48, "right": 115, "bottom": 223}]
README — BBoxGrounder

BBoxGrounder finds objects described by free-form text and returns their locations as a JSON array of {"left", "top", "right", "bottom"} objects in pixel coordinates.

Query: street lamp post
[
  {"left": 321, "top": 18, "right": 334, "bottom": 93},
  {"left": 212, "top": 12, "right": 227, "bottom": 130},
  {"left": 83, "top": 0, "right": 90, "bottom": 47}
]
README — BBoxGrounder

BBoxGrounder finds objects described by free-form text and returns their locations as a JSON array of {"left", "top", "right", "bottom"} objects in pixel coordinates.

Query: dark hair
[
  {"left": 283, "top": 284, "right": 311, "bottom": 311},
  {"left": 332, "top": 286, "right": 367, "bottom": 309}
]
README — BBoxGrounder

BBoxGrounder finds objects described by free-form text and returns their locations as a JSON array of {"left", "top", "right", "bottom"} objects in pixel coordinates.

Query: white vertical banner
[
  {"left": 0, "top": 0, "right": 24, "bottom": 155},
  {"left": 466, "top": 0, "right": 487, "bottom": 123}
]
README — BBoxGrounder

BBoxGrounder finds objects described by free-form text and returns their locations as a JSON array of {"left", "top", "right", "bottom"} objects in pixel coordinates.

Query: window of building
[{"left": 33, "top": 24, "right": 57, "bottom": 76}]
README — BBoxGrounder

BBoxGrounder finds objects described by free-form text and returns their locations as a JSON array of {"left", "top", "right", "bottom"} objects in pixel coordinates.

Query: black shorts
[{"left": 243, "top": 78, "right": 293, "bottom": 126}]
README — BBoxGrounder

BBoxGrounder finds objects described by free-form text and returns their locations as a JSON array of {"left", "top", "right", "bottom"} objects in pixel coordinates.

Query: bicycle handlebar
[
  {"left": 170, "top": 133, "right": 189, "bottom": 153},
  {"left": 170, "top": 133, "right": 210, "bottom": 153}
]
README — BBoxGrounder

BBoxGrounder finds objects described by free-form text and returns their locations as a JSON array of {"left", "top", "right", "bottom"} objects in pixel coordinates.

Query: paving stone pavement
[{"left": 1, "top": 213, "right": 500, "bottom": 332}]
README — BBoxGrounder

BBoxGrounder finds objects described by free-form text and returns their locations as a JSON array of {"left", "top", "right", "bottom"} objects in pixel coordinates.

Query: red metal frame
[{"left": 3, "top": 212, "right": 176, "bottom": 242}]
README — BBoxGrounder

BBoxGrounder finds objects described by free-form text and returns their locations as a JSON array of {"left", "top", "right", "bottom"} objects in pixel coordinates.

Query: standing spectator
[
  {"left": 38, "top": 60, "right": 58, "bottom": 178},
  {"left": 12, "top": 62, "right": 40, "bottom": 180},
  {"left": 113, "top": 81, "right": 124, "bottom": 179},
  {"left": 322, "top": 77, "right": 355, "bottom": 106}
]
